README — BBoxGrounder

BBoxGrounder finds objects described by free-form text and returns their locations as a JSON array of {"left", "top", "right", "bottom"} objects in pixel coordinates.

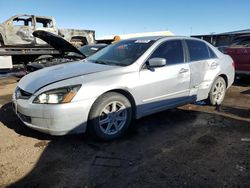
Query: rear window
[
  {"left": 208, "top": 46, "right": 217, "bottom": 58},
  {"left": 186, "top": 40, "right": 210, "bottom": 61},
  {"left": 36, "top": 18, "right": 53, "bottom": 28}
]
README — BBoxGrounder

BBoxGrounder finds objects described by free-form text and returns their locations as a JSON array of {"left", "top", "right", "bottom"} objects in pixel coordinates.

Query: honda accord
[{"left": 13, "top": 36, "right": 235, "bottom": 140}]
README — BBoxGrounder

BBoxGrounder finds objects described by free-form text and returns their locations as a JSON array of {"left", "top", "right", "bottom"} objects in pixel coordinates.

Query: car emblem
[{"left": 244, "top": 49, "right": 248, "bottom": 53}]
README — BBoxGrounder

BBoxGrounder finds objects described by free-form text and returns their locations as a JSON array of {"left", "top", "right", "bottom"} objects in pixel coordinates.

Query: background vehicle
[
  {"left": 78, "top": 44, "right": 107, "bottom": 57},
  {"left": 13, "top": 36, "right": 234, "bottom": 140},
  {"left": 0, "top": 14, "right": 95, "bottom": 47},
  {"left": 225, "top": 35, "right": 250, "bottom": 76},
  {"left": 192, "top": 29, "right": 250, "bottom": 53},
  {"left": 0, "top": 14, "right": 95, "bottom": 70}
]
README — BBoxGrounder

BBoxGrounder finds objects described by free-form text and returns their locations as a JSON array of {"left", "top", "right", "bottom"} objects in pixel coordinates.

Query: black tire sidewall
[{"left": 88, "top": 92, "right": 132, "bottom": 140}]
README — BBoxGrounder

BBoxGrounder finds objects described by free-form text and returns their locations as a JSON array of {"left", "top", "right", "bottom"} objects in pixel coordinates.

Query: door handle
[
  {"left": 179, "top": 68, "right": 189, "bottom": 73},
  {"left": 210, "top": 62, "right": 218, "bottom": 69}
]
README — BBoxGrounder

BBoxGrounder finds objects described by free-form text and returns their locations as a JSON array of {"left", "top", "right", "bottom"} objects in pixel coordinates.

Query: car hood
[
  {"left": 33, "top": 30, "right": 85, "bottom": 57},
  {"left": 18, "top": 60, "right": 117, "bottom": 94}
]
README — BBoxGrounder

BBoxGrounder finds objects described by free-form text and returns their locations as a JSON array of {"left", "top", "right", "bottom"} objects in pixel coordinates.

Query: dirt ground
[{"left": 0, "top": 77, "right": 249, "bottom": 188}]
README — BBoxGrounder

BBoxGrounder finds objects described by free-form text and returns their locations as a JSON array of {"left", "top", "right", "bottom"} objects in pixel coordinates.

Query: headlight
[{"left": 33, "top": 85, "right": 81, "bottom": 104}]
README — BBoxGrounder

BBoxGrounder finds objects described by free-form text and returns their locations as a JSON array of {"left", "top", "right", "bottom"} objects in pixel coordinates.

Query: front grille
[{"left": 15, "top": 87, "right": 32, "bottom": 100}]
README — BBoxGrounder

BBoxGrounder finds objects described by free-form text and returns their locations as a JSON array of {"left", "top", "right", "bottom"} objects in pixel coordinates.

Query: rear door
[
  {"left": 137, "top": 40, "right": 191, "bottom": 115},
  {"left": 34, "top": 16, "right": 58, "bottom": 45},
  {"left": 185, "top": 39, "right": 218, "bottom": 100}
]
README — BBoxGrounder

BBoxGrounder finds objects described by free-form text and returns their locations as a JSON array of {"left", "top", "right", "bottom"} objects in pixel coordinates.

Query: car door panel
[
  {"left": 185, "top": 39, "right": 219, "bottom": 101},
  {"left": 133, "top": 39, "right": 192, "bottom": 117},
  {"left": 136, "top": 63, "right": 190, "bottom": 116},
  {"left": 5, "top": 15, "right": 35, "bottom": 45},
  {"left": 34, "top": 17, "right": 58, "bottom": 45}
]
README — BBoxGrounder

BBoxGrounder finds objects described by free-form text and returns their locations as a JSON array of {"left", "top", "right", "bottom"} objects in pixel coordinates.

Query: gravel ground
[{"left": 0, "top": 77, "right": 249, "bottom": 188}]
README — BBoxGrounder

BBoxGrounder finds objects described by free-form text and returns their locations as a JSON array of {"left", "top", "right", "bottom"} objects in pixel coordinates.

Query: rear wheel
[
  {"left": 206, "top": 76, "right": 226, "bottom": 105},
  {"left": 88, "top": 92, "right": 132, "bottom": 140}
]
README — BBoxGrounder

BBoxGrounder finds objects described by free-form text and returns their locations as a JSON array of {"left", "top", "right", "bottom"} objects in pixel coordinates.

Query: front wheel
[
  {"left": 206, "top": 76, "right": 226, "bottom": 106},
  {"left": 88, "top": 92, "right": 132, "bottom": 140}
]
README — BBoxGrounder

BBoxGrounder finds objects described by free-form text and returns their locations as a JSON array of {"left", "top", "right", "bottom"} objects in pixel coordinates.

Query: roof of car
[
  {"left": 91, "top": 43, "right": 108, "bottom": 46},
  {"left": 126, "top": 35, "right": 196, "bottom": 41},
  {"left": 80, "top": 44, "right": 108, "bottom": 48}
]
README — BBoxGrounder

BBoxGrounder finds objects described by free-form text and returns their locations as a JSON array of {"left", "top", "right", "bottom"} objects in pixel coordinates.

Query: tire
[
  {"left": 88, "top": 92, "right": 132, "bottom": 141},
  {"left": 206, "top": 76, "right": 226, "bottom": 106}
]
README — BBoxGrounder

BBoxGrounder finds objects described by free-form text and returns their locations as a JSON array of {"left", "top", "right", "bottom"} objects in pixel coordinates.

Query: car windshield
[
  {"left": 231, "top": 37, "right": 250, "bottom": 47},
  {"left": 79, "top": 45, "right": 106, "bottom": 57},
  {"left": 87, "top": 39, "right": 155, "bottom": 66}
]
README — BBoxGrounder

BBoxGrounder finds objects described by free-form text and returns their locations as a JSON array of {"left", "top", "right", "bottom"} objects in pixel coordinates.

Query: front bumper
[{"left": 12, "top": 97, "right": 93, "bottom": 135}]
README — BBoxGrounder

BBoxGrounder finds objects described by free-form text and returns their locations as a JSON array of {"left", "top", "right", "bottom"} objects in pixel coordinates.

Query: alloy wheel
[
  {"left": 99, "top": 101, "right": 127, "bottom": 135},
  {"left": 212, "top": 80, "right": 225, "bottom": 104}
]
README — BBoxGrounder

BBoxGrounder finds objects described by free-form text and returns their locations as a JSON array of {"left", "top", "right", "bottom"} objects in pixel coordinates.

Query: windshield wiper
[
  {"left": 89, "top": 59, "right": 126, "bottom": 66},
  {"left": 99, "top": 59, "right": 126, "bottom": 66},
  {"left": 92, "top": 60, "right": 109, "bottom": 65}
]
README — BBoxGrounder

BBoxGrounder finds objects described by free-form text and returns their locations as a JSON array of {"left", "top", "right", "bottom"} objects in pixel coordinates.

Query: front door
[
  {"left": 5, "top": 15, "right": 35, "bottom": 45},
  {"left": 136, "top": 40, "right": 191, "bottom": 116}
]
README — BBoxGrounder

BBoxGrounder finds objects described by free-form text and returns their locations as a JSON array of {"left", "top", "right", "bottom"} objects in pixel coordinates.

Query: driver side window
[{"left": 150, "top": 40, "right": 184, "bottom": 65}]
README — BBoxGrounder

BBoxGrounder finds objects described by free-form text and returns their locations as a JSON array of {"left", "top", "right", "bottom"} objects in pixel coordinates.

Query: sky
[{"left": 0, "top": 0, "right": 249, "bottom": 38}]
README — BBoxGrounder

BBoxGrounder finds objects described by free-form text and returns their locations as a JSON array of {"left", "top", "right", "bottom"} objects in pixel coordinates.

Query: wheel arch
[
  {"left": 89, "top": 88, "right": 137, "bottom": 120},
  {"left": 218, "top": 74, "right": 228, "bottom": 88},
  {"left": 108, "top": 89, "right": 137, "bottom": 118}
]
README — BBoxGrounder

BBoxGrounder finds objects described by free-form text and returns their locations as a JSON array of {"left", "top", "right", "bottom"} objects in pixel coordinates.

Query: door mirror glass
[{"left": 148, "top": 58, "right": 166, "bottom": 67}]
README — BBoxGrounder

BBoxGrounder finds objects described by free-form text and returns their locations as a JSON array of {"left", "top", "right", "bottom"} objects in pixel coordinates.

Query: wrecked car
[
  {"left": 26, "top": 30, "right": 107, "bottom": 73},
  {"left": 0, "top": 14, "right": 95, "bottom": 47},
  {"left": 13, "top": 36, "right": 235, "bottom": 140}
]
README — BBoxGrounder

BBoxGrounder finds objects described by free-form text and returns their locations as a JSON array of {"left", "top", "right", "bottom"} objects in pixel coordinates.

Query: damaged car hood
[
  {"left": 18, "top": 61, "right": 117, "bottom": 94},
  {"left": 33, "top": 30, "right": 85, "bottom": 57}
]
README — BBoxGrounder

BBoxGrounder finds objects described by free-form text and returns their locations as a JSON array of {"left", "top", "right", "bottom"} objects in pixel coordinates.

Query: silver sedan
[{"left": 13, "top": 36, "right": 235, "bottom": 140}]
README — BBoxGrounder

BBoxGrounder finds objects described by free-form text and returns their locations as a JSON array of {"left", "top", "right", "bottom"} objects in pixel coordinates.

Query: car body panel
[
  {"left": 226, "top": 47, "right": 250, "bottom": 74},
  {"left": 18, "top": 61, "right": 118, "bottom": 94},
  {"left": 33, "top": 30, "right": 85, "bottom": 56},
  {"left": 136, "top": 62, "right": 190, "bottom": 116},
  {"left": 225, "top": 35, "right": 250, "bottom": 75}
]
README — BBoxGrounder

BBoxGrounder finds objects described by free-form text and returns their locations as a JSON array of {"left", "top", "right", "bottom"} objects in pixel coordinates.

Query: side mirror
[{"left": 148, "top": 58, "right": 166, "bottom": 68}]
